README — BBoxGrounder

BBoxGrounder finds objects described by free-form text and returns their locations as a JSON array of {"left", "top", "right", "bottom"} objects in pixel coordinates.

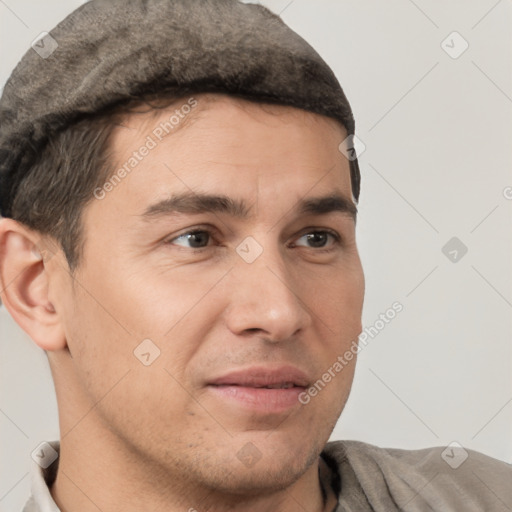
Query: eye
[
  {"left": 293, "top": 230, "right": 340, "bottom": 249},
  {"left": 165, "top": 228, "right": 341, "bottom": 251},
  {"left": 168, "top": 229, "right": 214, "bottom": 249}
]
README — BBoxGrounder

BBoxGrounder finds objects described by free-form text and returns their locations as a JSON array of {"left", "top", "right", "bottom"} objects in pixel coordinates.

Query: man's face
[{"left": 52, "top": 94, "right": 364, "bottom": 493}]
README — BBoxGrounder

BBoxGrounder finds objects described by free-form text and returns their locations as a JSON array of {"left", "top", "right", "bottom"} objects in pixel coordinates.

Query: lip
[
  {"left": 208, "top": 365, "right": 310, "bottom": 388},
  {"left": 206, "top": 365, "right": 310, "bottom": 413}
]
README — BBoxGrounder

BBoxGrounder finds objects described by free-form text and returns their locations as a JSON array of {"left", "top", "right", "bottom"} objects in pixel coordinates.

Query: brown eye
[
  {"left": 169, "top": 230, "right": 212, "bottom": 249},
  {"left": 294, "top": 230, "right": 339, "bottom": 249}
]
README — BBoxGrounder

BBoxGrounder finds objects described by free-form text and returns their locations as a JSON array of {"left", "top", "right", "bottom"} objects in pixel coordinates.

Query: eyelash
[{"left": 165, "top": 227, "right": 343, "bottom": 252}]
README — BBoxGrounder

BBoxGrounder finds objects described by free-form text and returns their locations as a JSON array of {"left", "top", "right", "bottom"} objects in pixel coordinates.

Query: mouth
[
  {"left": 214, "top": 382, "right": 298, "bottom": 389},
  {"left": 206, "top": 365, "right": 310, "bottom": 413}
]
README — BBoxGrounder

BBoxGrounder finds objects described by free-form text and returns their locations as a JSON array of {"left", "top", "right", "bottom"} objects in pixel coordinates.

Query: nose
[{"left": 224, "top": 244, "right": 312, "bottom": 343}]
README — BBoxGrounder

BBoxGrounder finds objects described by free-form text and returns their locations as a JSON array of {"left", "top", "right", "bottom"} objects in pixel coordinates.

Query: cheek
[
  {"left": 302, "top": 263, "right": 364, "bottom": 335},
  {"left": 61, "top": 287, "right": 136, "bottom": 404},
  {"left": 115, "top": 256, "right": 231, "bottom": 337},
  {"left": 62, "top": 284, "right": 200, "bottom": 439},
  {"left": 299, "top": 262, "right": 363, "bottom": 402}
]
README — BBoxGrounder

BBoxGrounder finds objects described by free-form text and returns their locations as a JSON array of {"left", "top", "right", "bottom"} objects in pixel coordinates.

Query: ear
[{"left": 0, "top": 218, "right": 67, "bottom": 351}]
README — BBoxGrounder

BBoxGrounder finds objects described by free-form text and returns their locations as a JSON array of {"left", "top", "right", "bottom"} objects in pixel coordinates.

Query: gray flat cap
[{"left": 0, "top": 0, "right": 360, "bottom": 218}]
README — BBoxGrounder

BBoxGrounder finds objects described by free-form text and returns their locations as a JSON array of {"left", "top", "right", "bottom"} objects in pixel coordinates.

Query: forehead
[
  {"left": 101, "top": 94, "right": 353, "bottom": 214},
  {"left": 109, "top": 93, "right": 347, "bottom": 160}
]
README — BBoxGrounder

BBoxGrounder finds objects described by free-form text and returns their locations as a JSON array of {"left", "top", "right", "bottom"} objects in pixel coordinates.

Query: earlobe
[{"left": 0, "top": 218, "right": 67, "bottom": 351}]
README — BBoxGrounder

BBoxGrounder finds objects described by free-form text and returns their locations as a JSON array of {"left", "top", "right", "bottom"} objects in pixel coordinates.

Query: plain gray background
[{"left": 1, "top": 1, "right": 511, "bottom": 509}]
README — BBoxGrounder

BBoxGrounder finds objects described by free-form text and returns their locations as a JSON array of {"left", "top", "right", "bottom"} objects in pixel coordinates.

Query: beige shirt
[{"left": 23, "top": 440, "right": 512, "bottom": 511}]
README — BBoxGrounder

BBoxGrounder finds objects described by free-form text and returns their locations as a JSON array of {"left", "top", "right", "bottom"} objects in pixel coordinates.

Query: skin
[{"left": 0, "top": 94, "right": 364, "bottom": 512}]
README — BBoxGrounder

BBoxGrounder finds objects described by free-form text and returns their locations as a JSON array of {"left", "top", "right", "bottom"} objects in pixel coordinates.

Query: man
[{"left": 0, "top": 1, "right": 510, "bottom": 511}]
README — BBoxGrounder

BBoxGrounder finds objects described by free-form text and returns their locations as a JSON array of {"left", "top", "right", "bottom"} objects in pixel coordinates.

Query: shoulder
[
  {"left": 324, "top": 439, "right": 511, "bottom": 473},
  {"left": 322, "top": 440, "right": 512, "bottom": 511}
]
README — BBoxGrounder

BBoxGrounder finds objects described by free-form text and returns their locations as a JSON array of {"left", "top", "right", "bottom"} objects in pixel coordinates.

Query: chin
[
  {"left": 202, "top": 460, "right": 311, "bottom": 497},
  {"left": 193, "top": 434, "right": 323, "bottom": 496}
]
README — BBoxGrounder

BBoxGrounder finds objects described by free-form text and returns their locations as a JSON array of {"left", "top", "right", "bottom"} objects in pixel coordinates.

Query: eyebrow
[{"left": 140, "top": 191, "right": 357, "bottom": 221}]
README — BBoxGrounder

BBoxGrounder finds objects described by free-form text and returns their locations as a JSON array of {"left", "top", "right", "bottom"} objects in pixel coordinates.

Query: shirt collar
[{"left": 22, "top": 441, "right": 61, "bottom": 512}]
